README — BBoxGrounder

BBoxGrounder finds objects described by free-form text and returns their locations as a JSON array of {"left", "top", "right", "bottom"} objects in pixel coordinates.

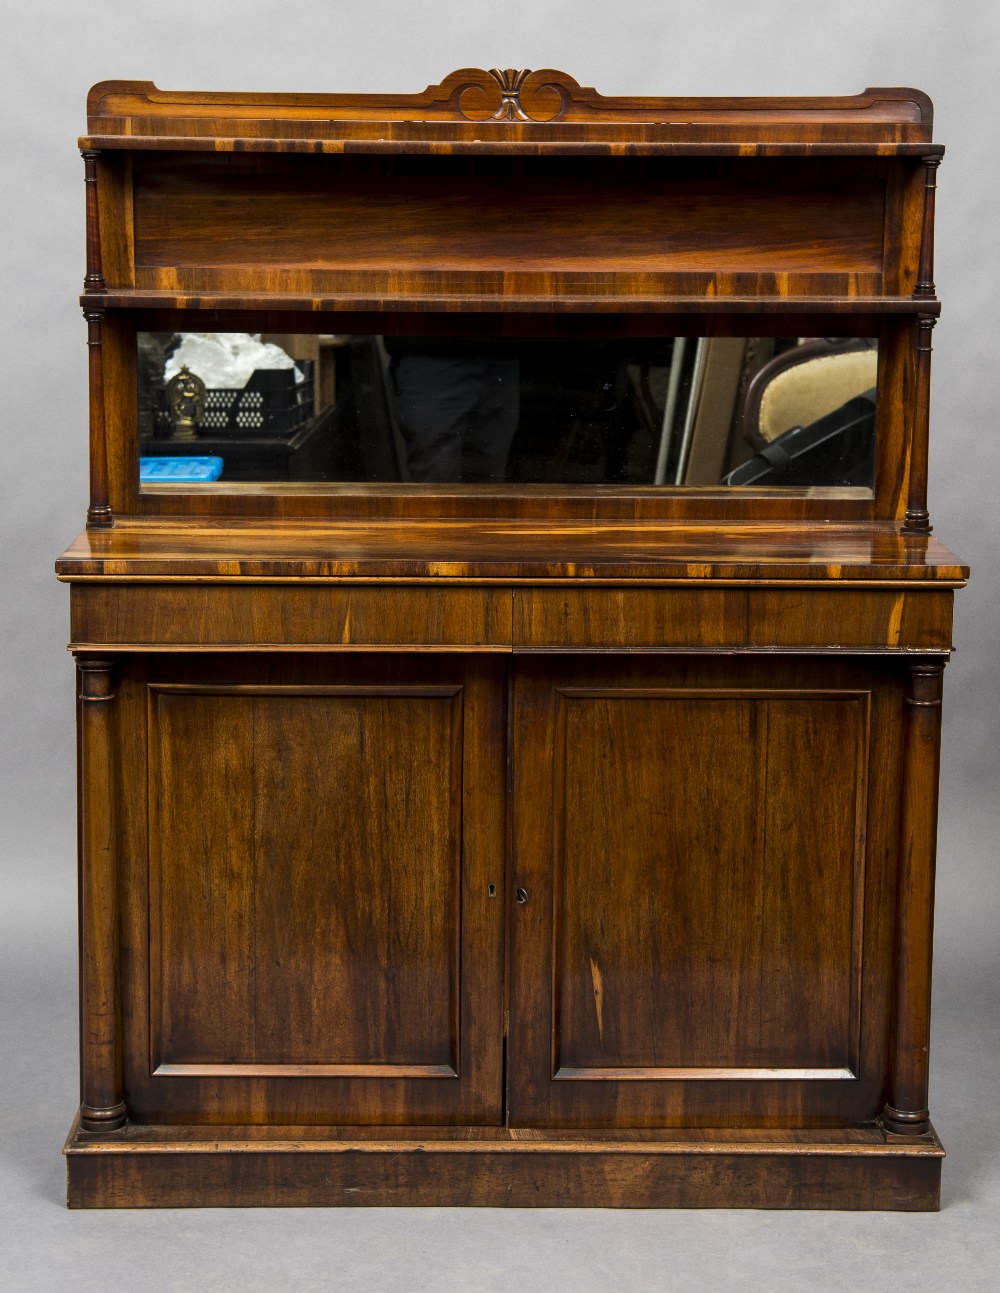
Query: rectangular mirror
[{"left": 137, "top": 332, "right": 877, "bottom": 490}]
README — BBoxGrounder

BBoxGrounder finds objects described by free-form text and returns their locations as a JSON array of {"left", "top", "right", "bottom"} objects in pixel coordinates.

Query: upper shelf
[
  {"left": 83, "top": 289, "right": 941, "bottom": 316},
  {"left": 80, "top": 72, "right": 941, "bottom": 317},
  {"left": 81, "top": 69, "right": 938, "bottom": 155}
]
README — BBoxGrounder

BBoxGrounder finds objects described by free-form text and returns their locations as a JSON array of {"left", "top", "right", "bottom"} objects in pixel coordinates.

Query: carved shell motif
[{"left": 454, "top": 68, "right": 574, "bottom": 123}]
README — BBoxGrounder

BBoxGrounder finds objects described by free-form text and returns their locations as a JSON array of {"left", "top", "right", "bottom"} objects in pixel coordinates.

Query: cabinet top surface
[
  {"left": 56, "top": 522, "right": 967, "bottom": 585},
  {"left": 81, "top": 69, "right": 938, "bottom": 155}
]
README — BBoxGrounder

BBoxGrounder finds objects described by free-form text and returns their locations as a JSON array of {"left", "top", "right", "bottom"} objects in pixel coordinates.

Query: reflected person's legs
[
  {"left": 390, "top": 356, "right": 484, "bottom": 482},
  {"left": 460, "top": 358, "right": 520, "bottom": 482}
]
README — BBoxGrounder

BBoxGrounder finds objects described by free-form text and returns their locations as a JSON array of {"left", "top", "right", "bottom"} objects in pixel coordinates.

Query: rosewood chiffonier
[{"left": 58, "top": 69, "right": 966, "bottom": 1209}]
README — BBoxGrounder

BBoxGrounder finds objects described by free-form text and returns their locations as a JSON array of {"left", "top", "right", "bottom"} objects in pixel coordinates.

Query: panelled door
[
  {"left": 118, "top": 653, "right": 506, "bottom": 1126},
  {"left": 508, "top": 653, "right": 902, "bottom": 1128}
]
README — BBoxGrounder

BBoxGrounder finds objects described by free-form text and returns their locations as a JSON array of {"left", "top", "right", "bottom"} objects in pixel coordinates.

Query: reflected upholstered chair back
[{"left": 741, "top": 339, "right": 878, "bottom": 452}]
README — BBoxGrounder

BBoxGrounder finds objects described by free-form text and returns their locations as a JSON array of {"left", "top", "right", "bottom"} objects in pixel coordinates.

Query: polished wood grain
[
  {"left": 746, "top": 587, "right": 954, "bottom": 651},
  {"left": 883, "top": 660, "right": 945, "bottom": 1136},
  {"left": 70, "top": 583, "right": 513, "bottom": 650},
  {"left": 83, "top": 71, "right": 934, "bottom": 145},
  {"left": 128, "top": 154, "right": 887, "bottom": 305},
  {"left": 905, "top": 314, "right": 936, "bottom": 532},
  {"left": 65, "top": 582, "right": 954, "bottom": 656},
  {"left": 64, "top": 1120, "right": 943, "bottom": 1210},
  {"left": 915, "top": 158, "right": 940, "bottom": 299},
  {"left": 86, "top": 289, "right": 942, "bottom": 314},
  {"left": 508, "top": 655, "right": 901, "bottom": 1129},
  {"left": 148, "top": 684, "right": 462, "bottom": 1076},
  {"left": 62, "top": 73, "right": 963, "bottom": 1209},
  {"left": 94, "top": 151, "right": 135, "bottom": 289},
  {"left": 57, "top": 522, "right": 969, "bottom": 584},
  {"left": 82, "top": 308, "right": 111, "bottom": 528},
  {"left": 79, "top": 137, "right": 946, "bottom": 160},
  {"left": 81, "top": 150, "right": 105, "bottom": 292},
  {"left": 77, "top": 660, "right": 126, "bottom": 1131},
  {"left": 515, "top": 586, "right": 954, "bottom": 652},
  {"left": 550, "top": 688, "right": 866, "bottom": 1076},
  {"left": 115, "top": 654, "right": 505, "bottom": 1126}
]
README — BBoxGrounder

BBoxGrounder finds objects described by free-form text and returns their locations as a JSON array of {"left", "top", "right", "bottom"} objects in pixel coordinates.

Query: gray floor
[{"left": 2, "top": 792, "right": 997, "bottom": 1293}]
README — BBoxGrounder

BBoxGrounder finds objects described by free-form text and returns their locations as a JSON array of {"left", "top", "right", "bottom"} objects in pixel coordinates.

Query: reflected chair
[{"left": 740, "top": 338, "right": 878, "bottom": 453}]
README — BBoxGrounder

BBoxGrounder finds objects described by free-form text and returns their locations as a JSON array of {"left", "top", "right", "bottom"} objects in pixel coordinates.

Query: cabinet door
[
  {"left": 509, "top": 654, "right": 901, "bottom": 1128},
  {"left": 117, "top": 654, "right": 505, "bottom": 1125}
]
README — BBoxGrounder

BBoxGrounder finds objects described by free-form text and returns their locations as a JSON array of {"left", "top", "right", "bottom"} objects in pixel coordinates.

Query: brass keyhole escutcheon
[{"left": 515, "top": 887, "right": 528, "bottom": 904}]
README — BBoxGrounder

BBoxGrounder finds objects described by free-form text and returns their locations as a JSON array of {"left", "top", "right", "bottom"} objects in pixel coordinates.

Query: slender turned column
[
  {"left": 82, "top": 151, "right": 112, "bottom": 528},
  {"left": 883, "top": 659, "right": 945, "bottom": 1137},
  {"left": 81, "top": 149, "right": 106, "bottom": 293},
  {"left": 903, "top": 314, "right": 936, "bottom": 534},
  {"left": 905, "top": 156, "right": 940, "bottom": 534},
  {"left": 914, "top": 157, "right": 941, "bottom": 301},
  {"left": 77, "top": 658, "right": 126, "bottom": 1133},
  {"left": 84, "top": 306, "right": 112, "bottom": 528}
]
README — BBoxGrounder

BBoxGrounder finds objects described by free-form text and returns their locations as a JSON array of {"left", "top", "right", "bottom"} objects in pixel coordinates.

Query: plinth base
[{"left": 65, "top": 1116, "right": 943, "bottom": 1210}]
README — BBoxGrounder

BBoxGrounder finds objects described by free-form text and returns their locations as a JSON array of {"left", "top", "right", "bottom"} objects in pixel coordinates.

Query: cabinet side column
[
  {"left": 77, "top": 657, "right": 126, "bottom": 1132},
  {"left": 83, "top": 306, "right": 112, "bottom": 529},
  {"left": 913, "top": 156, "right": 940, "bottom": 301},
  {"left": 904, "top": 314, "right": 936, "bottom": 535},
  {"left": 81, "top": 149, "right": 106, "bottom": 294},
  {"left": 883, "top": 659, "right": 945, "bottom": 1137}
]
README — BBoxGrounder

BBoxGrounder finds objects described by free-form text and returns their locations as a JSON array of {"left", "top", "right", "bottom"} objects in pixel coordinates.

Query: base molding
[{"left": 65, "top": 1117, "right": 943, "bottom": 1210}]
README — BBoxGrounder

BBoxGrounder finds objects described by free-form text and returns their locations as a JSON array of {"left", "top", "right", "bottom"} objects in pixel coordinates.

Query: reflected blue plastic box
[{"left": 139, "top": 456, "right": 223, "bottom": 482}]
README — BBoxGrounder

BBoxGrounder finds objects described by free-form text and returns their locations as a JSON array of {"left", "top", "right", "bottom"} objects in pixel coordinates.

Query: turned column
[
  {"left": 883, "top": 659, "right": 945, "bottom": 1136},
  {"left": 81, "top": 149, "right": 106, "bottom": 294},
  {"left": 903, "top": 314, "right": 936, "bottom": 535},
  {"left": 913, "top": 156, "right": 940, "bottom": 302},
  {"left": 83, "top": 305, "right": 112, "bottom": 529},
  {"left": 82, "top": 150, "right": 112, "bottom": 528},
  {"left": 77, "top": 658, "right": 126, "bottom": 1132},
  {"left": 905, "top": 156, "right": 940, "bottom": 535}
]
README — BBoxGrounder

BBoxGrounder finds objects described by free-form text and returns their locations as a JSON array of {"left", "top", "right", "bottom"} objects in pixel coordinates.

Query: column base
[{"left": 80, "top": 1102, "right": 127, "bottom": 1133}]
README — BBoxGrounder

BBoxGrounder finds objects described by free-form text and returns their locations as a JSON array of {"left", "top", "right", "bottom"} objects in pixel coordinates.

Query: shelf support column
[
  {"left": 82, "top": 149, "right": 112, "bottom": 528},
  {"left": 903, "top": 314, "right": 936, "bottom": 534},
  {"left": 81, "top": 148, "right": 106, "bottom": 294},
  {"left": 883, "top": 658, "right": 946, "bottom": 1137},
  {"left": 77, "top": 657, "right": 126, "bottom": 1133},
  {"left": 83, "top": 306, "right": 112, "bottom": 529},
  {"left": 905, "top": 156, "right": 940, "bottom": 535},
  {"left": 914, "top": 156, "right": 940, "bottom": 301}
]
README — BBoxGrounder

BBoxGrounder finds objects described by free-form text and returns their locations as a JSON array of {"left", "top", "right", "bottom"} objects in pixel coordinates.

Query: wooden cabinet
[{"left": 60, "top": 70, "right": 965, "bottom": 1209}]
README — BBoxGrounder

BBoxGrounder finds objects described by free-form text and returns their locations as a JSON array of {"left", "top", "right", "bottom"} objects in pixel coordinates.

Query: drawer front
[
  {"left": 514, "top": 587, "right": 953, "bottom": 652},
  {"left": 71, "top": 583, "right": 513, "bottom": 650},
  {"left": 72, "top": 583, "right": 953, "bottom": 653},
  {"left": 514, "top": 588, "right": 746, "bottom": 650},
  {"left": 748, "top": 588, "right": 953, "bottom": 650}
]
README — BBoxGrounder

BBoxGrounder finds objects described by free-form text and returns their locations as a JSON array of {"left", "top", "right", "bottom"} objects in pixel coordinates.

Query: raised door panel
[
  {"left": 118, "top": 655, "right": 505, "bottom": 1125},
  {"left": 509, "top": 655, "right": 900, "bottom": 1128}
]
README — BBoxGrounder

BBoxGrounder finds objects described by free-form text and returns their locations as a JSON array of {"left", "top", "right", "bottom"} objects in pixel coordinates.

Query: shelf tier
[
  {"left": 80, "top": 134, "right": 946, "bottom": 159},
  {"left": 82, "top": 289, "right": 942, "bottom": 317}
]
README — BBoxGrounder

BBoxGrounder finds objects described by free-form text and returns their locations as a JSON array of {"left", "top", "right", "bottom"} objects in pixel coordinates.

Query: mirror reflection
[{"left": 137, "top": 333, "right": 877, "bottom": 489}]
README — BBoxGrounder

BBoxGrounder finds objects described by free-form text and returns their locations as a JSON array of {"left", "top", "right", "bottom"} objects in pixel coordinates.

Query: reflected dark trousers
[{"left": 390, "top": 355, "right": 519, "bottom": 482}]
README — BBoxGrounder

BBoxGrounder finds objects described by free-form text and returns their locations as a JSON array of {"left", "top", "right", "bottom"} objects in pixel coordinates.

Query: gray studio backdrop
[{"left": 1, "top": 2, "right": 998, "bottom": 1290}]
